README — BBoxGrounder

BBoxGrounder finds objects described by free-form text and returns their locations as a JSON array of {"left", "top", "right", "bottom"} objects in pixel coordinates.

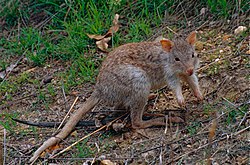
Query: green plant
[
  {"left": 0, "top": 80, "right": 18, "bottom": 96},
  {"left": 207, "top": 0, "right": 228, "bottom": 17},
  {"left": 0, "top": 113, "right": 17, "bottom": 132},
  {"left": 0, "top": 0, "right": 20, "bottom": 27},
  {"left": 16, "top": 72, "right": 30, "bottom": 84},
  {"left": 74, "top": 138, "right": 96, "bottom": 158},
  {"left": 126, "top": 18, "right": 152, "bottom": 42},
  {"left": 47, "top": 84, "right": 57, "bottom": 97},
  {"left": 203, "top": 103, "right": 215, "bottom": 115},
  {"left": 187, "top": 122, "right": 201, "bottom": 135},
  {"left": 0, "top": 60, "right": 8, "bottom": 71},
  {"left": 226, "top": 109, "right": 237, "bottom": 124}
]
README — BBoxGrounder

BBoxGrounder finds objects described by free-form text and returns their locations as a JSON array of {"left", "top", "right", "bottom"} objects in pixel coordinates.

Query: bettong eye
[{"left": 175, "top": 57, "right": 180, "bottom": 61}]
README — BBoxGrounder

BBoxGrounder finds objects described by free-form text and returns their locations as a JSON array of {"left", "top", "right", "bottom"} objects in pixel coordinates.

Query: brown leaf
[
  {"left": 86, "top": 14, "right": 120, "bottom": 41},
  {"left": 70, "top": 130, "right": 78, "bottom": 137},
  {"left": 106, "top": 24, "right": 119, "bottom": 36},
  {"left": 112, "top": 14, "right": 119, "bottom": 25},
  {"left": 195, "top": 41, "right": 204, "bottom": 51},
  {"left": 209, "top": 120, "right": 217, "bottom": 141},
  {"left": 112, "top": 122, "right": 125, "bottom": 132},
  {"left": 96, "top": 37, "right": 111, "bottom": 52},
  {"left": 101, "top": 159, "right": 116, "bottom": 165},
  {"left": 40, "top": 144, "right": 61, "bottom": 157},
  {"left": 86, "top": 33, "right": 106, "bottom": 40},
  {"left": 169, "top": 116, "right": 184, "bottom": 123},
  {"left": 71, "top": 91, "right": 79, "bottom": 96},
  {"left": 246, "top": 50, "right": 250, "bottom": 54},
  {"left": 234, "top": 26, "right": 247, "bottom": 35},
  {"left": 106, "top": 14, "right": 120, "bottom": 35},
  {"left": 222, "top": 34, "right": 231, "bottom": 41}
]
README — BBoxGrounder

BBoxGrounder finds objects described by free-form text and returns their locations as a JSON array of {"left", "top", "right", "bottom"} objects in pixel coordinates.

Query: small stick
[
  {"left": 237, "top": 111, "right": 249, "bottom": 130},
  {"left": 159, "top": 140, "right": 163, "bottom": 165},
  {"left": 57, "top": 97, "right": 79, "bottom": 131},
  {"left": 164, "top": 115, "right": 168, "bottom": 134},
  {"left": 165, "top": 26, "right": 178, "bottom": 35},
  {"left": 61, "top": 82, "right": 67, "bottom": 110}
]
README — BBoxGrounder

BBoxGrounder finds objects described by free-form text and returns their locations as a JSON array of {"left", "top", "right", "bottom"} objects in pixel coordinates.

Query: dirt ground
[{"left": 1, "top": 26, "right": 250, "bottom": 164}]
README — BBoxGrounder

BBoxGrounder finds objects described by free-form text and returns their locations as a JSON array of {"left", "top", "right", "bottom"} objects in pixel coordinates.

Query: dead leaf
[
  {"left": 234, "top": 26, "right": 247, "bottom": 35},
  {"left": 96, "top": 37, "right": 111, "bottom": 52},
  {"left": 195, "top": 41, "right": 204, "bottom": 51},
  {"left": 25, "top": 67, "right": 36, "bottom": 73},
  {"left": 209, "top": 120, "right": 217, "bottom": 141},
  {"left": 40, "top": 144, "right": 61, "bottom": 158},
  {"left": 246, "top": 50, "right": 250, "bottom": 54},
  {"left": 86, "top": 14, "right": 120, "bottom": 41},
  {"left": 42, "top": 76, "right": 53, "bottom": 84},
  {"left": 106, "top": 13, "right": 120, "bottom": 35},
  {"left": 169, "top": 116, "right": 184, "bottom": 123},
  {"left": 222, "top": 34, "right": 231, "bottom": 41},
  {"left": 71, "top": 91, "right": 79, "bottom": 96},
  {"left": 112, "top": 122, "right": 125, "bottom": 132},
  {"left": 112, "top": 14, "right": 119, "bottom": 25},
  {"left": 86, "top": 33, "right": 106, "bottom": 40},
  {"left": 70, "top": 130, "right": 78, "bottom": 137},
  {"left": 200, "top": 8, "right": 207, "bottom": 15},
  {"left": 106, "top": 24, "right": 119, "bottom": 36},
  {"left": 101, "top": 159, "right": 116, "bottom": 165}
]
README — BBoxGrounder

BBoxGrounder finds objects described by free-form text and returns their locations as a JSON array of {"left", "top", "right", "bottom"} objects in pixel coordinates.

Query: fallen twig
[
  {"left": 57, "top": 97, "right": 79, "bottom": 131},
  {"left": 61, "top": 82, "right": 67, "bottom": 111},
  {"left": 237, "top": 110, "right": 249, "bottom": 131}
]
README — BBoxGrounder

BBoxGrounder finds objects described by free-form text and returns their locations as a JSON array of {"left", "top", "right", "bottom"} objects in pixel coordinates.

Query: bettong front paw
[
  {"left": 194, "top": 90, "right": 203, "bottom": 102},
  {"left": 177, "top": 96, "right": 185, "bottom": 107}
]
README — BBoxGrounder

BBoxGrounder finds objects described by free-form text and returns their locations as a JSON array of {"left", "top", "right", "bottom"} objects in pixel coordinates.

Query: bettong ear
[
  {"left": 186, "top": 31, "right": 197, "bottom": 45},
  {"left": 160, "top": 39, "right": 174, "bottom": 52}
]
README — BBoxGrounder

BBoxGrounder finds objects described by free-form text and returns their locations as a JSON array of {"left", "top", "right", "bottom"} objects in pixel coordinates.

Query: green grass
[
  {"left": 73, "top": 131, "right": 117, "bottom": 158},
  {"left": 0, "top": 113, "right": 18, "bottom": 132},
  {"left": 187, "top": 122, "right": 201, "bottom": 135},
  {"left": 73, "top": 138, "right": 96, "bottom": 158}
]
